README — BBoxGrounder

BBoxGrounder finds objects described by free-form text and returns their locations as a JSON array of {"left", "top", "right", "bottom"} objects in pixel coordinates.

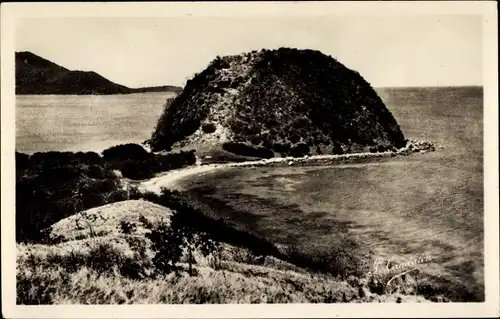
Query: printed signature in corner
[{"left": 369, "top": 254, "right": 433, "bottom": 286}]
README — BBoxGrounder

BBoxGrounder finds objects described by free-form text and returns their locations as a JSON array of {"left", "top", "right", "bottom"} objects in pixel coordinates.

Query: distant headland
[{"left": 15, "top": 51, "right": 183, "bottom": 95}]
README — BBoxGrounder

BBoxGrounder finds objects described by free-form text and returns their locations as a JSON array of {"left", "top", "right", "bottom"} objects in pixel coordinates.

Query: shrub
[
  {"left": 249, "top": 135, "right": 262, "bottom": 145},
  {"left": 272, "top": 141, "right": 291, "bottom": 154},
  {"left": 154, "top": 150, "right": 196, "bottom": 172},
  {"left": 120, "top": 220, "right": 136, "bottom": 235},
  {"left": 222, "top": 142, "right": 274, "bottom": 159},
  {"left": 144, "top": 189, "right": 280, "bottom": 260},
  {"left": 289, "top": 142, "right": 310, "bottom": 157},
  {"left": 292, "top": 116, "right": 310, "bottom": 130},
  {"left": 86, "top": 164, "right": 107, "bottom": 179},
  {"left": 289, "top": 133, "right": 300, "bottom": 144},
  {"left": 201, "top": 123, "right": 216, "bottom": 133},
  {"left": 142, "top": 210, "right": 219, "bottom": 276},
  {"left": 145, "top": 220, "right": 185, "bottom": 274},
  {"left": 102, "top": 143, "right": 152, "bottom": 162},
  {"left": 120, "top": 159, "right": 155, "bottom": 180},
  {"left": 377, "top": 145, "right": 386, "bottom": 153},
  {"left": 15, "top": 152, "right": 30, "bottom": 170},
  {"left": 17, "top": 241, "right": 154, "bottom": 304},
  {"left": 332, "top": 142, "right": 344, "bottom": 155}
]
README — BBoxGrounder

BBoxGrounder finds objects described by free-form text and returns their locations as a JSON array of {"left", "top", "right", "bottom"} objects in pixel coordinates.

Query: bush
[
  {"left": 222, "top": 142, "right": 274, "bottom": 159},
  {"left": 272, "top": 141, "right": 291, "bottom": 154},
  {"left": 201, "top": 123, "right": 216, "bottom": 133},
  {"left": 145, "top": 220, "right": 185, "bottom": 274},
  {"left": 292, "top": 116, "right": 310, "bottom": 130},
  {"left": 289, "top": 142, "right": 310, "bottom": 157},
  {"left": 102, "top": 143, "right": 152, "bottom": 162},
  {"left": 143, "top": 189, "right": 366, "bottom": 279},
  {"left": 144, "top": 189, "right": 280, "bottom": 260},
  {"left": 154, "top": 150, "right": 196, "bottom": 172},
  {"left": 142, "top": 210, "right": 219, "bottom": 276},
  {"left": 120, "top": 159, "right": 155, "bottom": 180},
  {"left": 86, "top": 164, "right": 107, "bottom": 179},
  {"left": 120, "top": 220, "right": 136, "bottom": 235},
  {"left": 15, "top": 152, "right": 30, "bottom": 169},
  {"left": 332, "top": 142, "right": 344, "bottom": 155}
]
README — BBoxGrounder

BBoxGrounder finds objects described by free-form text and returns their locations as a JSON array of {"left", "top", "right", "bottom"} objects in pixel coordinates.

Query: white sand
[{"left": 137, "top": 140, "right": 438, "bottom": 194}]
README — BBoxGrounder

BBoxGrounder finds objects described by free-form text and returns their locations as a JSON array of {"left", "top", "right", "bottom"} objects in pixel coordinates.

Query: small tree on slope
[{"left": 142, "top": 210, "right": 219, "bottom": 276}]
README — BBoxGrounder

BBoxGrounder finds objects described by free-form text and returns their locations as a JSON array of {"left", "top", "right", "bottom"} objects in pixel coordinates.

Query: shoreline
[{"left": 137, "top": 139, "right": 440, "bottom": 193}]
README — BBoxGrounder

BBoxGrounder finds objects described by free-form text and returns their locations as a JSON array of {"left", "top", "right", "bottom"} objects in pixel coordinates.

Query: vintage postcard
[{"left": 1, "top": 1, "right": 498, "bottom": 318}]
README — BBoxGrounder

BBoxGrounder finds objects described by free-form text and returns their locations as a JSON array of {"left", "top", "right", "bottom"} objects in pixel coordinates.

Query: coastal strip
[{"left": 137, "top": 139, "right": 441, "bottom": 193}]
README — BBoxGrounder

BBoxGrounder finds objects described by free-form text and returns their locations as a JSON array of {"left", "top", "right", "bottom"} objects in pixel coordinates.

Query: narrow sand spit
[
  {"left": 138, "top": 163, "right": 228, "bottom": 192},
  {"left": 137, "top": 141, "right": 439, "bottom": 193}
]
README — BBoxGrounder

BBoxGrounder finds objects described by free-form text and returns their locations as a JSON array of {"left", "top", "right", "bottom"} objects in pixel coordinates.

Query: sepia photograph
[{"left": 1, "top": 1, "right": 498, "bottom": 318}]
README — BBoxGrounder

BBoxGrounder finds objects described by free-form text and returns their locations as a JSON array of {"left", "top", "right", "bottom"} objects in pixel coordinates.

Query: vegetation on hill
[
  {"left": 16, "top": 189, "right": 458, "bottom": 304},
  {"left": 15, "top": 51, "right": 182, "bottom": 95},
  {"left": 15, "top": 146, "right": 463, "bottom": 303},
  {"left": 17, "top": 227, "right": 435, "bottom": 304},
  {"left": 148, "top": 48, "right": 406, "bottom": 157},
  {"left": 15, "top": 145, "right": 195, "bottom": 242},
  {"left": 17, "top": 233, "right": 432, "bottom": 304}
]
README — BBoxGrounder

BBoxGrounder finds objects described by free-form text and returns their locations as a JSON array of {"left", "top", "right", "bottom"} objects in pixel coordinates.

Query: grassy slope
[
  {"left": 17, "top": 249, "right": 429, "bottom": 304},
  {"left": 17, "top": 199, "right": 430, "bottom": 304}
]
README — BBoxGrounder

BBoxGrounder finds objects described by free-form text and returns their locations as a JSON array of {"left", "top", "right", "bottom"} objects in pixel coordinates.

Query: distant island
[{"left": 15, "top": 51, "right": 183, "bottom": 95}]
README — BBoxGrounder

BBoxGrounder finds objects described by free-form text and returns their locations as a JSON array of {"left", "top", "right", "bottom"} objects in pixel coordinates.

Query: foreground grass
[{"left": 17, "top": 237, "right": 432, "bottom": 304}]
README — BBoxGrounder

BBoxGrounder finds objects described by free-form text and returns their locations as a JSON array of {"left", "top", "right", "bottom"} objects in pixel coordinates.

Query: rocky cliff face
[{"left": 148, "top": 48, "right": 406, "bottom": 157}]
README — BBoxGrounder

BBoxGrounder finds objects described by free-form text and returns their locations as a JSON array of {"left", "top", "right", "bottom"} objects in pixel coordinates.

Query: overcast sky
[{"left": 16, "top": 15, "right": 482, "bottom": 88}]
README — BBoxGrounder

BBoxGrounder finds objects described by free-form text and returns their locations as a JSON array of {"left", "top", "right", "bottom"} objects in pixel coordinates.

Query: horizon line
[{"left": 15, "top": 50, "right": 483, "bottom": 90}]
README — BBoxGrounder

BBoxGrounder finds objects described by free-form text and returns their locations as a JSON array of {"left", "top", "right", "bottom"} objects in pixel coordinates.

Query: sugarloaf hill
[{"left": 148, "top": 48, "right": 407, "bottom": 158}]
